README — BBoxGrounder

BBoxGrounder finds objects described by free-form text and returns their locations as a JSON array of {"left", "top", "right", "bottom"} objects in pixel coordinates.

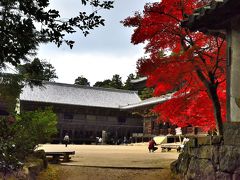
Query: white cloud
[
  {"left": 38, "top": 51, "right": 143, "bottom": 85},
  {"left": 38, "top": 0, "right": 157, "bottom": 84}
]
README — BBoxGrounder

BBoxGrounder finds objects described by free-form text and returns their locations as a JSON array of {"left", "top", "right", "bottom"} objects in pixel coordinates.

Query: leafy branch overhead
[
  {"left": 0, "top": 59, "right": 57, "bottom": 113},
  {"left": 0, "top": 0, "right": 114, "bottom": 68}
]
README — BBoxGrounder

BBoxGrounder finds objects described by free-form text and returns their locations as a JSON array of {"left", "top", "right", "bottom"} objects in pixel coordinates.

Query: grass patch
[{"left": 37, "top": 165, "right": 60, "bottom": 180}]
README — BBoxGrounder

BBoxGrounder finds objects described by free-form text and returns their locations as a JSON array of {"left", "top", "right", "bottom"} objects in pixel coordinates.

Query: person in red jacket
[{"left": 148, "top": 138, "right": 158, "bottom": 152}]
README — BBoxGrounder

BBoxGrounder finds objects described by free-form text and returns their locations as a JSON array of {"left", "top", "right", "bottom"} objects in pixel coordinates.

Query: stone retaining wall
[
  {"left": 171, "top": 123, "right": 240, "bottom": 180},
  {"left": 1, "top": 150, "right": 47, "bottom": 180}
]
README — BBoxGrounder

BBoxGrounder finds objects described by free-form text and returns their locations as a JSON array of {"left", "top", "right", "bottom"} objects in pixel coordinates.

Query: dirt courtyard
[{"left": 37, "top": 144, "right": 180, "bottom": 180}]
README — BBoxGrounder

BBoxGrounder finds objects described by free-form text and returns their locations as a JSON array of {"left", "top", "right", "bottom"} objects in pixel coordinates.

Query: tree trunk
[
  {"left": 208, "top": 86, "right": 224, "bottom": 136},
  {"left": 195, "top": 68, "right": 224, "bottom": 135}
]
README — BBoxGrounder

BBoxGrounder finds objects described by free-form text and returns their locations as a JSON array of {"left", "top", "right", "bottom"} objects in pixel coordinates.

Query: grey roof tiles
[
  {"left": 20, "top": 82, "right": 141, "bottom": 109},
  {"left": 181, "top": 0, "right": 240, "bottom": 31}
]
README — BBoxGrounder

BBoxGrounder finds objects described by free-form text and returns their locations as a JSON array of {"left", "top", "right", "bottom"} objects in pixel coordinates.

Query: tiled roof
[
  {"left": 120, "top": 94, "right": 172, "bottom": 110},
  {"left": 181, "top": 0, "right": 240, "bottom": 31},
  {"left": 20, "top": 82, "right": 141, "bottom": 109}
]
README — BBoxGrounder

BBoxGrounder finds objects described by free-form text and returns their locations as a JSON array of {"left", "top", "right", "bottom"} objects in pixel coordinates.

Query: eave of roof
[
  {"left": 20, "top": 99, "right": 121, "bottom": 110},
  {"left": 182, "top": 0, "right": 240, "bottom": 31},
  {"left": 130, "top": 77, "right": 147, "bottom": 84},
  {"left": 120, "top": 94, "right": 173, "bottom": 110}
]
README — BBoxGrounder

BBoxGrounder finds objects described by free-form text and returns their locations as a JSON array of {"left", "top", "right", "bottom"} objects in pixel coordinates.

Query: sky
[{"left": 37, "top": 0, "right": 156, "bottom": 85}]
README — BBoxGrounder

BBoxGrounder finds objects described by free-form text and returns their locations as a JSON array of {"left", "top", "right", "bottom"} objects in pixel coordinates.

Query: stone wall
[
  {"left": 171, "top": 123, "right": 240, "bottom": 180},
  {"left": 1, "top": 150, "right": 47, "bottom": 180}
]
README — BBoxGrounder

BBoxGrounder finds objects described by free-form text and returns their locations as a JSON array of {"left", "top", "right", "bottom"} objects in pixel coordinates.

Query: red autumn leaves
[{"left": 123, "top": 0, "right": 226, "bottom": 132}]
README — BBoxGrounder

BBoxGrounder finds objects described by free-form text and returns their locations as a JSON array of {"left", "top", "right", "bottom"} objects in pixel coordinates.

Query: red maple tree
[{"left": 122, "top": 0, "right": 226, "bottom": 135}]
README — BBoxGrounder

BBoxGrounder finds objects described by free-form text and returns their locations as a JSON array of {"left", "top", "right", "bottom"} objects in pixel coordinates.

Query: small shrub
[{"left": 0, "top": 108, "right": 57, "bottom": 175}]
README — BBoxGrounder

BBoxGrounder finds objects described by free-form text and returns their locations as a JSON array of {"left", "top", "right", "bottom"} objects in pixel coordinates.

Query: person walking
[{"left": 63, "top": 133, "right": 70, "bottom": 147}]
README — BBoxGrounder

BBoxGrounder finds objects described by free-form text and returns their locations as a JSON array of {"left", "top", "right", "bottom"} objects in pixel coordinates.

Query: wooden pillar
[
  {"left": 60, "top": 128, "right": 63, "bottom": 143},
  {"left": 226, "top": 27, "right": 232, "bottom": 122},
  {"left": 228, "top": 16, "right": 240, "bottom": 121},
  {"left": 72, "top": 128, "right": 75, "bottom": 143}
]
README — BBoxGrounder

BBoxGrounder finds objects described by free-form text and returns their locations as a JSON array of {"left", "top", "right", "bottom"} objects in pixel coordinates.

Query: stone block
[
  {"left": 216, "top": 172, "right": 232, "bottom": 180},
  {"left": 233, "top": 173, "right": 240, "bottom": 180},
  {"left": 197, "top": 145, "right": 213, "bottom": 159},
  {"left": 223, "top": 122, "right": 240, "bottom": 146},
  {"left": 176, "top": 151, "right": 191, "bottom": 175},
  {"left": 211, "top": 136, "right": 223, "bottom": 145},
  {"left": 28, "top": 162, "right": 44, "bottom": 180},
  {"left": 33, "top": 150, "right": 48, "bottom": 168},
  {"left": 188, "top": 147, "right": 198, "bottom": 157},
  {"left": 212, "top": 145, "right": 220, "bottom": 167},
  {"left": 234, "top": 168, "right": 240, "bottom": 174},
  {"left": 219, "top": 145, "right": 240, "bottom": 172},
  {"left": 198, "top": 136, "right": 211, "bottom": 145},
  {"left": 188, "top": 137, "right": 199, "bottom": 148},
  {"left": 170, "top": 160, "right": 179, "bottom": 174},
  {"left": 186, "top": 158, "right": 215, "bottom": 180},
  {"left": 233, "top": 168, "right": 240, "bottom": 180}
]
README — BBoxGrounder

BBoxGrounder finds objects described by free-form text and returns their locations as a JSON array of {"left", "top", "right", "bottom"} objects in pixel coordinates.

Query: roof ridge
[
  {"left": 44, "top": 81, "right": 139, "bottom": 94},
  {"left": 130, "top": 77, "right": 147, "bottom": 83}
]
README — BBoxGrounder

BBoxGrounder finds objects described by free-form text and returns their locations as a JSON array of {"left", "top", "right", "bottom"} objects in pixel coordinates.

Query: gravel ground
[{"left": 37, "top": 144, "right": 180, "bottom": 180}]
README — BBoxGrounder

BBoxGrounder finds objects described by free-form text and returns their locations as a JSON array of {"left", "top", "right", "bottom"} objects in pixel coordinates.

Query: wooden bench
[
  {"left": 161, "top": 143, "right": 182, "bottom": 152},
  {"left": 45, "top": 151, "right": 75, "bottom": 163}
]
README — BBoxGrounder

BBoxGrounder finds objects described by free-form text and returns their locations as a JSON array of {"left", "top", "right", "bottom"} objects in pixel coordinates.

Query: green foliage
[
  {"left": 17, "top": 58, "right": 58, "bottom": 87},
  {"left": 16, "top": 108, "right": 58, "bottom": 145},
  {"left": 0, "top": 74, "right": 23, "bottom": 114},
  {"left": 74, "top": 76, "right": 90, "bottom": 86},
  {"left": 93, "top": 74, "right": 124, "bottom": 89},
  {"left": 94, "top": 79, "right": 112, "bottom": 88},
  {"left": 93, "top": 73, "right": 142, "bottom": 91},
  {"left": 40, "top": 62, "right": 58, "bottom": 82},
  {"left": 0, "top": 0, "right": 114, "bottom": 69},
  {"left": 0, "top": 108, "right": 57, "bottom": 174},
  {"left": 110, "top": 74, "right": 123, "bottom": 89},
  {"left": 0, "top": 116, "right": 23, "bottom": 174},
  {"left": 124, "top": 73, "right": 136, "bottom": 90},
  {"left": 0, "top": 59, "right": 57, "bottom": 114},
  {"left": 139, "top": 87, "right": 153, "bottom": 100}
]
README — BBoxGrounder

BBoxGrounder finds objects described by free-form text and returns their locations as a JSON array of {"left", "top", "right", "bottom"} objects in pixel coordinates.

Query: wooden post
[{"left": 228, "top": 16, "right": 240, "bottom": 122}]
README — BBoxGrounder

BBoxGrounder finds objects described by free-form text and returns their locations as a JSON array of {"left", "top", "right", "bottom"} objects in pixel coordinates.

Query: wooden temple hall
[{"left": 20, "top": 82, "right": 149, "bottom": 144}]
